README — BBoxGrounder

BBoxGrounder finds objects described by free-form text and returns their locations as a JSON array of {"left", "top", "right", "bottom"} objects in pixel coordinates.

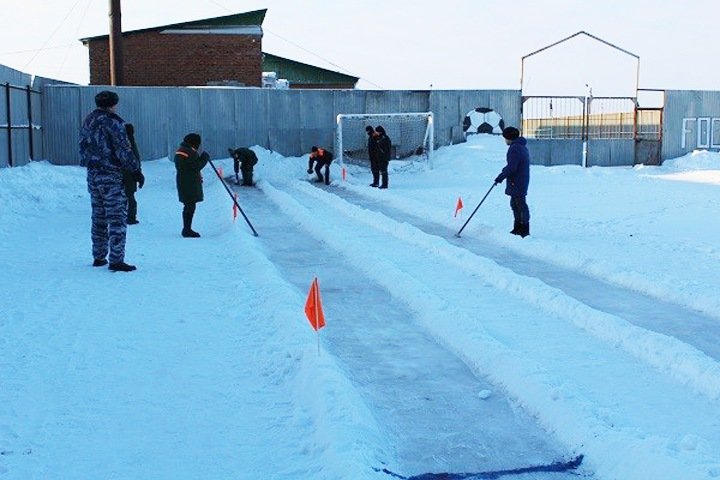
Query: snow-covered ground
[{"left": 1, "top": 135, "right": 719, "bottom": 480}]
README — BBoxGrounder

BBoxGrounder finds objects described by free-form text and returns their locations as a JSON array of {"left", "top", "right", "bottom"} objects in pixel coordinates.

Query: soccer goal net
[{"left": 335, "top": 112, "right": 434, "bottom": 168}]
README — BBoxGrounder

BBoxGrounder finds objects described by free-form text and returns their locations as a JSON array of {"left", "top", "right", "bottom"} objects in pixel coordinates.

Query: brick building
[{"left": 80, "top": 9, "right": 358, "bottom": 89}]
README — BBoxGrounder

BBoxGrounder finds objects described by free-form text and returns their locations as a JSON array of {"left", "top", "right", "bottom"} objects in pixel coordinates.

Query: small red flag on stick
[
  {"left": 454, "top": 197, "right": 464, "bottom": 217},
  {"left": 304, "top": 277, "right": 326, "bottom": 331},
  {"left": 342, "top": 167, "right": 347, "bottom": 181}
]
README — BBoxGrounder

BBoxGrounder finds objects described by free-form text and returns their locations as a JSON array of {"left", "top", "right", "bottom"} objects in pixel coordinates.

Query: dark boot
[
  {"left": 379, "top": 172, "right": 388, "bottom": 189},
  {"left": 370, "top": 172, "right": 379, "bottom": 187},
  {"left": 519, "top": 223, "right": 530, "bottom": 238},
  {"left": 182, "top": 205, "right": 201, "bottom": 238},
  {"left": 93, "top": 258, "right": 108, "bottom": 267},
  {"left": 109, "top": 262, "right": 137, "bottom": 272},
  {"left": 510, "top": 221, "right": 521, "bottom": 235}
]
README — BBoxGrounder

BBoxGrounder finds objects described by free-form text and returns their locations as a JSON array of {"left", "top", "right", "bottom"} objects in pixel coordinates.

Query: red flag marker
[
  {"left": 454, "top": 197, "right": 464, "bottom": 217},
  {"left": 217, "top": 166, "right": 224, "bottom": 179},
  {"left": 342, "top": 167, "right": 347, "bottom": 181},
  {"left": 304, "top": 277, "right": 326, "bottom": 331}
]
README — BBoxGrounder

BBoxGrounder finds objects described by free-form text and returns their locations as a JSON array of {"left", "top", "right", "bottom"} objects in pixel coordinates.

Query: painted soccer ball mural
[{"left": 463, "top": 107, "right": 505, "bottom": 135}]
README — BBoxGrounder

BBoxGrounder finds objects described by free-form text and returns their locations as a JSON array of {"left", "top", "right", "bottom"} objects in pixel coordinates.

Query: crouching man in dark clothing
[
  {"left": 307, "top": 146, "right": 333, "bottom": 185},
  {"left": 495, "top": 126, "right": 530, "bottom": 237},
  {"left": 229, "top": 147, "right": 259, "bottom": 186},
  {"left": 79, "top": 90, "right": 140, "bottom": 272}
]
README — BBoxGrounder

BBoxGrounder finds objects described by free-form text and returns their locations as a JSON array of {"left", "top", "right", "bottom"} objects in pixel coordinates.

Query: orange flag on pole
[
  {"left": 454, "top": 197, "right": 464, "bottom": 217},
  {"left": 304, "top": 277, "right": 326, "bottom": 331},
  {"left": 342, "top": 167, "right": 347, "bottom": 181}
]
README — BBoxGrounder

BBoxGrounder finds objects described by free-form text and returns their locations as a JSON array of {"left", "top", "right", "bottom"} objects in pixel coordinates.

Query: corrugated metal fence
[
  {"left": 42, "top": 85, "right": 522, "bottom": 165},
  {"left": 3, "top": 64, "right": 718, "bottom": 169},
  {"left": 0, "top": 65, "right": 43, "bottom": 167}
]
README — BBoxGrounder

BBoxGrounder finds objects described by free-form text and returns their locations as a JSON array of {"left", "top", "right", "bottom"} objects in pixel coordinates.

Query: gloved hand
[
  {"left": 307, "top": 168, "right": 313, "bottom": 174},
  {"left": 494, "top": 176, "right": 502, "bottom": 185},
  {"left": 136, "top": 171, "right": 145, "bottom": 189}
]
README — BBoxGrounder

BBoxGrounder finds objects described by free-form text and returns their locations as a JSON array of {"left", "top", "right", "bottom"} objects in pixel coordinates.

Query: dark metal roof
[
  {"left": 262, "top": 53, "right": 358, "bottom": 86},
  {"left": 80, "top": 9, "right": 267, "bottom": 43}
]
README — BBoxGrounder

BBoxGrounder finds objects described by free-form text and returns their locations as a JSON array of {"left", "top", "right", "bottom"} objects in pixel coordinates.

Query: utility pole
[{"left": 109, "top": 0, "right": 123, "bottom": 85}]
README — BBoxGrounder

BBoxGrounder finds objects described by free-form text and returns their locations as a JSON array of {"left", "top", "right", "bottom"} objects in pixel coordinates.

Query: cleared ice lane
[
  {"left": 329, "top": 185, "right": 720, "bottom": 362},
  {"left": 232, "top": 182, "right": 584, "bottom": 479}
]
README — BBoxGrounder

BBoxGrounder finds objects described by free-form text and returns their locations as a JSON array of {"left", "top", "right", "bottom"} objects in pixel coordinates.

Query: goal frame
[{"left": 335, "top": 112, "right": 434, "bottom": 169}]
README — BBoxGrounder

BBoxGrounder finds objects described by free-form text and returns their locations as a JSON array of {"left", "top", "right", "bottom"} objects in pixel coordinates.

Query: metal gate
[
  {"left": 1, "top": 82, "right": 42, "bottom": 168},
  {"left": 522, "top": 93, "right": 663, "bottom": 166}
]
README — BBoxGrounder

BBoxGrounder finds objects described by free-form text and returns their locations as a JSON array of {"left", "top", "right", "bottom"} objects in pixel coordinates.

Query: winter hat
[
  {"left": 502, "top": 126, "right": 520, "bottom": 140},
  {"left": 375, "top": 126, "right": 386, "bottom": 135},
  {"left": 311, "top": 146, "right": 319, "bottom": 152},
  {"left": 365, "top": 125, "right": 374, "bottom": 134},
  {"left": 95, "top": 90, "right": 119, "bottom": 108},
  {"left": 183, "top": 133, "right": 202, "bottom": 149}
]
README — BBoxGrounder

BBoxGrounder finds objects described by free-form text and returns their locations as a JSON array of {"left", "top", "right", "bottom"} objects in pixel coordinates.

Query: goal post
[{"left": 335, "top": 112, "right": 434, "bottom": 169}]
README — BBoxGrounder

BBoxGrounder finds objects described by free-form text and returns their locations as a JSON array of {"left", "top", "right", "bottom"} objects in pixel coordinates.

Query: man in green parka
[{"left": 174, "top": 133, "right": 209, "bottom": 238}]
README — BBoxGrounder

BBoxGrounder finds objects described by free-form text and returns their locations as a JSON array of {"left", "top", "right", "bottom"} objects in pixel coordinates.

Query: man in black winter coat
[
  {"left": 122, "top": 123, "right": 145, "bottom": 224},
  {"left": 366, "top": 125, "right": 380, "bottom": 187},
  {"left": 495, "top": 126, "right": 531, "bottom": 237},
  {"left": 374, "top": 125, "right": 391, "bottom": 189},
  {"left": 307, "top": 146, "right": 333, "bottom": 185}
]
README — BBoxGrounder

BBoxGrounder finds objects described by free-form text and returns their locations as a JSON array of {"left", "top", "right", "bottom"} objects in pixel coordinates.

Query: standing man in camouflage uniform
[{"left": 79, "top": 91, "right": 141, "bottom": 272}]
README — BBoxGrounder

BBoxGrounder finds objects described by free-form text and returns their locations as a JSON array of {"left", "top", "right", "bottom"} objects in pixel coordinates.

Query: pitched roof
[
  {"left": 262, "top": 53, "right": 358, "bottom": 86},
  {"left": 80, "top": 9, "right": 267, "bottom": 43}
]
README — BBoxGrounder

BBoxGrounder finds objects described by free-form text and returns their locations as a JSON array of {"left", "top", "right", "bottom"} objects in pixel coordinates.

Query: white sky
[
  {"left": 0, "top": 0, "right": 718, "bottom": 93},
  {"left": 2, "top": 136, "right": 720, "bottom": 479}
]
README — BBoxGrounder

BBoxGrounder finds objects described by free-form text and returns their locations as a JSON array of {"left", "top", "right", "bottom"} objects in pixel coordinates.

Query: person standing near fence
[
  {"left": 366, "top": 125, "right": 380, "bottom": 187},
  {"left": 122, "top": 123, "right": 145, "bottom": 224},
  {"left": 375, "top": 126, "right": 391, "bottom": 189},
  {"left": 79, "top": 90, "right": 141, "bottom": 272},
  {"left": 175, "top": 133, "right": 209, "bottom": 238},
  {"left": 494, "top": 126, "right": 530, "bottom": 237}
]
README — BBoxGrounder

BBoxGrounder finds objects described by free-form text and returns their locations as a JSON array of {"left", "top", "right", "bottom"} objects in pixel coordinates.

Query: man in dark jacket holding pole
[
  {"left": 175, "top": 133, "right": 209, "bottom": 238},
  {"left": 79, "top": 90, "right": 140, "bottom": 272},
  {"left": 495, "top": 126, "right": 530, "bottom": 237}
]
